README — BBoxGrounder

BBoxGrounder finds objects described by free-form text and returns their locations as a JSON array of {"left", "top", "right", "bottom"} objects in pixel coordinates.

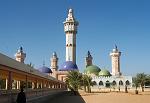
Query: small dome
[
  {"left": 59, "top": 61, "right": 78, "bottom": 71},
  {"left": 99, "top": 69, "right": 111, "bottom": 76},
  {"left": 84, "top": 65, "right": 101, "bottom": 75},
  {"left": 38, "top": 66, "right": 52, "bottom": 73}
]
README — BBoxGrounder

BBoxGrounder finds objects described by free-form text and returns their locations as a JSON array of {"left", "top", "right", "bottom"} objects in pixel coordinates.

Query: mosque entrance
[{"left": 105, "top": 81, "right": 110, "bottom": 87}]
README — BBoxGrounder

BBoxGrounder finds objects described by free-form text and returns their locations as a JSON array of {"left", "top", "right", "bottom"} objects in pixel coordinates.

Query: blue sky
[{"left": 0, "top": 0, "right": 150, "bottom": 76}]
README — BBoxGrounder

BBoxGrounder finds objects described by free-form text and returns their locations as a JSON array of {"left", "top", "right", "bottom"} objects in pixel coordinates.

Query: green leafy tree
[
  {"left": 65, "top": 70, "right": 82, "bottom": 92},
  {"left": 133, "top": 77, "right": 139, "bottom": 90},
  {"left": 82, "top": 74, "right": 93, "bottom": 93},
  {"left": 133, "top": 73, "right": 147, "bottom": 92},
  {"left": 145, "top": 75, "right": 150, "bottom": 86}
]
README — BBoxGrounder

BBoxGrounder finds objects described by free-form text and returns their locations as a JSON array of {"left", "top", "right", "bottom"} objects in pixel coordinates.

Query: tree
[
  {"left": 82, "top": 74, "right": 93, "bottom": 93},
  {"left": 65, "top": 70, "right": 82, "bottom": 94},
  {"left": 145, "top": 75, "right": 150, "bottom": 86},
  {"left": 133, "top": 73, "right": 147, "bottom": 92},
  {"left": 133, "top": 77, "right": 139, "bottom": 90}
]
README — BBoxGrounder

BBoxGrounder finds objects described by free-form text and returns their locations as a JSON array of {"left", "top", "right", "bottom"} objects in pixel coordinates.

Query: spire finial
[
  {"left": 20, "top": 46, "right": 23, "bottom": 51},
  {"left": 52, "top": 52, "right": 58, "bottom": 58},
  {"left": 43, "top": 60, "right": 45, "bottom": 66},
  {"left": 115, "top": 44, "right": 117, "bottom": 50},
  {"left": 87, "top": 51, "right": 91, "bottom": 57},
  {"left": 18, "top": 46, "right": 23, "bottom": 53},
  {"left": 68, "top": 8, "right": 74, "bottom": 19}
]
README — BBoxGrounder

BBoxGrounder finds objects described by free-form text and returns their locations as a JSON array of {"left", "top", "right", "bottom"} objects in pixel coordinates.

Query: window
[
  {"left": 99, "top": 81, "right": 103, "bottom": 86},
  {"left": 119, "top": 80, "right": 123, "bottom": 86},
  {"left": 112, "top": 81, "right": 117, "bottom": 86},
  {"left": 125, "top": 80, "right": 130, "bottom": 85},
  {"left": 105, "top": 80, "right": 110, "bottom": 87}
]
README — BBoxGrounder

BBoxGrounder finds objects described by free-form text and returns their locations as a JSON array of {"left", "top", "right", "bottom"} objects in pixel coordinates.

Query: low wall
[{"left": 0, "top": 88, "right": 66, "bottom": 103}]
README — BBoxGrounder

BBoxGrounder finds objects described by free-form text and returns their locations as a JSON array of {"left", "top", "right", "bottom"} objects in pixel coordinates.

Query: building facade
[{"left": 84, "top": 47, "right": 132, "bottom": 88}]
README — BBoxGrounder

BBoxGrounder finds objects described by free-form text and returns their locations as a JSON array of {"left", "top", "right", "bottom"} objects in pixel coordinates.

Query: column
[
  {"left": 8, "top": 71, "right": 12, "bottom": 90},
  {"left": 5, "top": 79, "right": 8, "bottom": 90},
  {"left": 17, "top": 80, "right": 19, "bottom": 89},
  {"left": 32, "top": 82, "right": 34, "bottom": 89},
  {"left": 25, "top": 75, "right": 27, "bottom": 91}
]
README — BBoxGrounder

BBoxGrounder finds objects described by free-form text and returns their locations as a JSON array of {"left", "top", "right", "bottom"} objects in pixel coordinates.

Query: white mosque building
[
  {"left": 14, "top": 8, "right": 132, "bottom": 88},
  {"left": 84, "top": 47, "right": 132, "bottom": 88}
]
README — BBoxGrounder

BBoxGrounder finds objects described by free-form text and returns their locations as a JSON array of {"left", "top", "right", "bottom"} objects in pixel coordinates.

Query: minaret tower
[
  {"left": 85, "top": 51, "right": 93, "bottom": 67},
  {"left": 63, "top": 8, "right": 79, "bottom": 63},
  {"left": 50, "top": 52, "right": 58, "bottom": 78},
  {"left": 15, "top": 47, "right": 26, "bottom": 63},
  {"left": 110, "top": 45, "right": 121, "bottom": 76}
]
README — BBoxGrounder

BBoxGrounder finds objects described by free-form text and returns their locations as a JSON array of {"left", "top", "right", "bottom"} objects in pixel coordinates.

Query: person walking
[{"left": 16, "top": 87, "right": 26, "bottom": 103}]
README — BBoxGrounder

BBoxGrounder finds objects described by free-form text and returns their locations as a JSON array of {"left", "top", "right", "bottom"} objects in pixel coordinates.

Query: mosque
[
  {"left": 48, "top": 8, "right": 132, "bottom": 88},
  {"left": 0, "top": 9, "right": 132, "bottom": 91}
]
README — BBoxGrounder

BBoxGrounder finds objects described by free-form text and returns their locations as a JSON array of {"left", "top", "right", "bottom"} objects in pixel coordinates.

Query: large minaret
[
  {"left": 85, "top": 51, "right": 93, "bottom": 67},
  {"left": 110, "top": 45, "right": 121, "bottom": 76},
  {"left": 15, "top": 47, "right": 26, "bottom": 63},
  {"left": 63, "top": 9, "right": 79, "bottom": 63}
]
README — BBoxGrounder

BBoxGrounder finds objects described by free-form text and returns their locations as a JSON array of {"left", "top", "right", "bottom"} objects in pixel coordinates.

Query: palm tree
[
  {"left": 133, "top": 77, "right": 139, "bottom": 90},
  {"left": 133, "top": 77, "right": 139, "bottom": 94},
  {"left": 133, "top": 73, "right": 147, "bottom": 92},
  {"left": 65, "top": 70, "right": 82, "bottom": 94},
  {"left": 82, "top": 74, "right": 93, "bottom": 93}
]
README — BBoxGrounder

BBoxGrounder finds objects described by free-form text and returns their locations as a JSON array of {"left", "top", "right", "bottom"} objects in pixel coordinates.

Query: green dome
[
  {"left": 99, "top": 69, "right": 111, "bottom": 76},
  {"left": 84, "top": 65, "right": 101, "bottom": 75}
]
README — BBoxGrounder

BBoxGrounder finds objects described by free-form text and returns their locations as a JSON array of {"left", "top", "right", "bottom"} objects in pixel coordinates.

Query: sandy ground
[
  {"left": 49, "top": 89, "right": 150, "bottom": 103},
  {"left": 81, "top": 92, "right": 150, "bottom": 103}
]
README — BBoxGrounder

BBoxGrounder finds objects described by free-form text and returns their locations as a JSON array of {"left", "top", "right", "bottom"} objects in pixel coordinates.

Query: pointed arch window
[
  {"left": 112, "top": 81, "right": 117, "bottom": 86},
  {"left": 119, "top": 80, "right": 123, "bottom": 86},
  {"left": 99, "top": 81, "right": 103, "bottom": 86},
  {"left": 125, "top": 80, "right": 130, "bottom": 85}
]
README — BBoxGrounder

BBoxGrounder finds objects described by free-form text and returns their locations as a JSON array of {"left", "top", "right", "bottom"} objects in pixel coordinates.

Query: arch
[
  {"left": 105, "top": 80, "right": 110, "bottom": 87},
  {"left": 69, "top": 44, "right": 72, "bottom": 46},
  {"left": 99, "top": 81, "right": 103, "bottom": 86},
  {"left": 0, "top": 78, "right": 6, "bottom": 89},
  {"left": 125, "top": 80, "right": 130, "bottom": 85},
  {"left": 119, "top": 80, "right": 123, "bottom": 86},
  {"left": 112, "top": 80, "right": 117, "bottom": 86}
]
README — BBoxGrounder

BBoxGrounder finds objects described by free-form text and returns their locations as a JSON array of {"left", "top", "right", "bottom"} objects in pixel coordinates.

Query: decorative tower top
[
  {"left": 15, "top": 47, "right": 26, "bottom": 63},
  {"left": 67, "top": 9, "right": 74, "bottom": 20},
  {"left": 86, "top": 51, "right": 92, "bottom": 58},
  {"left": 52, "top": 52, "right": 57, "bottom": 58},
  {"left": 64, "top": 8, "right": 79, "bottom": 34},
  {"left": 112, "top": 44, "right": 118, "bottom": 52},
  {"left": 110, "top": 45, "right": 121, "bottom": 76},
  {"left": 85, "top": 51, "right": 93, "bottom": 67},
  {"left": 50, "top": 52, "right": 58, "bottom": 70},
  {"left": 50, "top": 52, "right": 58, "bottom": 78}
]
